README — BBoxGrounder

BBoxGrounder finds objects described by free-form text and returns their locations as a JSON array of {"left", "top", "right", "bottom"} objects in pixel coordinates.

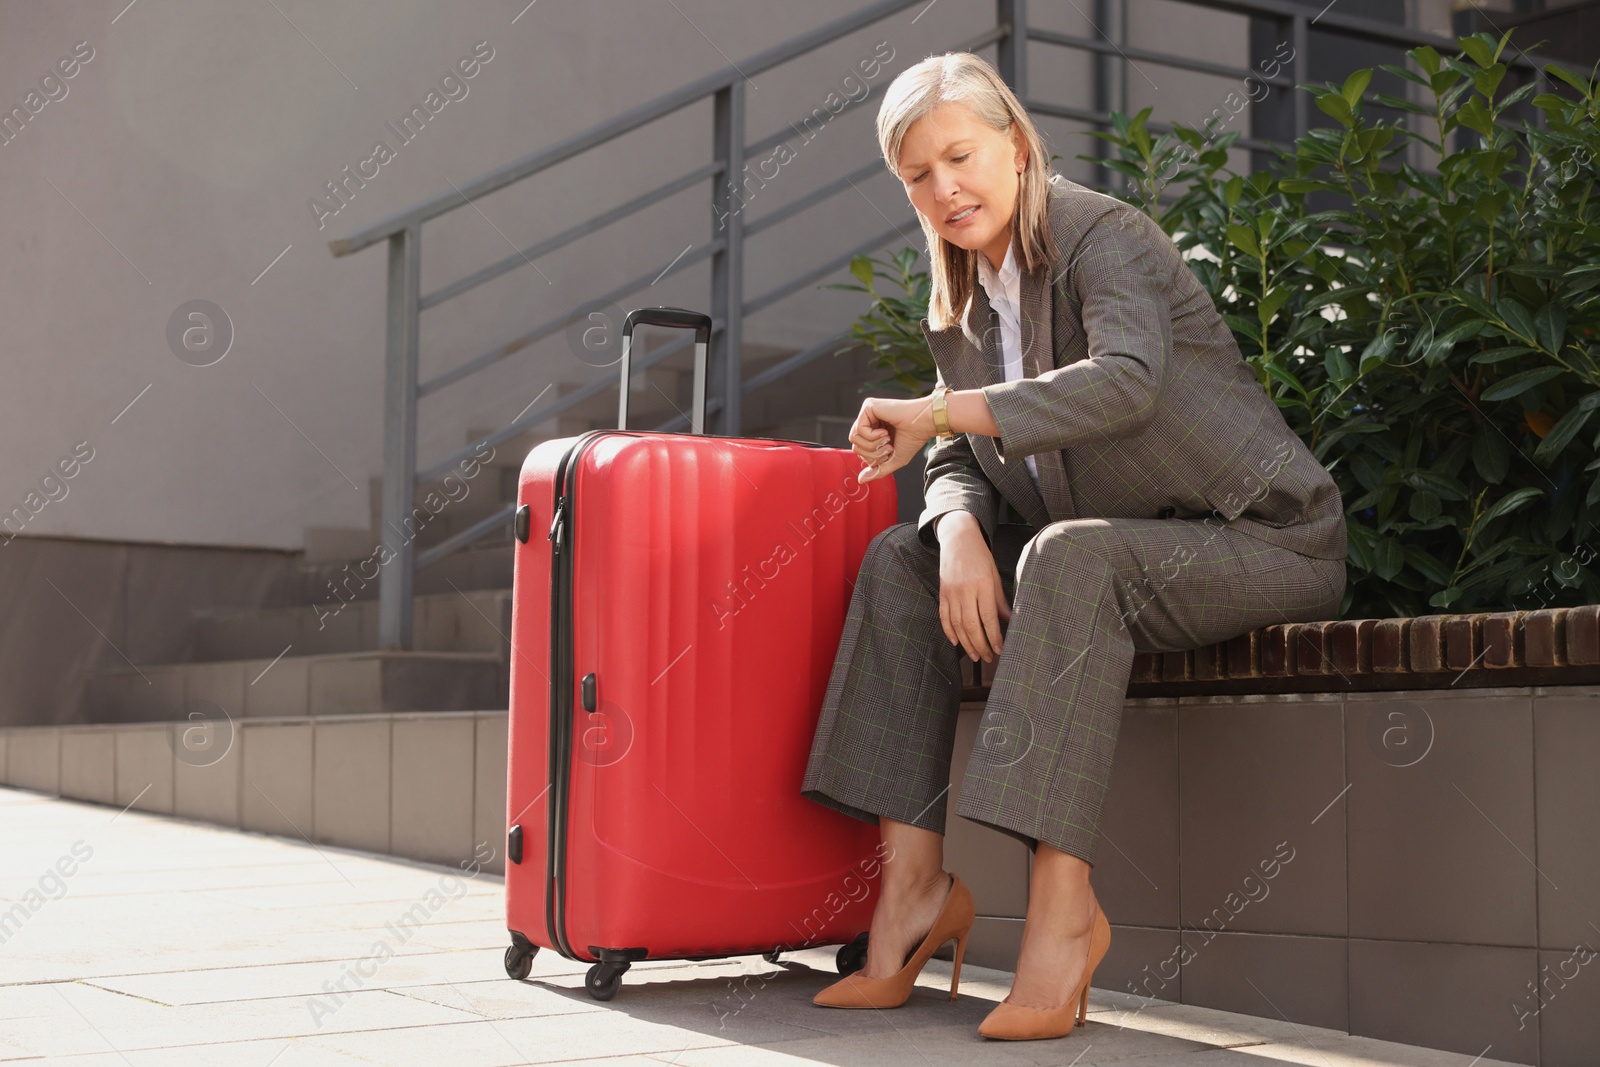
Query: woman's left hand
[{"left": 850, "top": 396, "right": 937, "bottom": 483}]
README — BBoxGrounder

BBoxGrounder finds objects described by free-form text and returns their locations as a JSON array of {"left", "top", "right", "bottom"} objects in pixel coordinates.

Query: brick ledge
[{"left": 960, "top": 605, "right": 1600, "bottom": 700}]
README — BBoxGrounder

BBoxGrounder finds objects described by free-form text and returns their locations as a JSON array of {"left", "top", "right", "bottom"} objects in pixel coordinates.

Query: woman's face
[{"left": 896, "top": 100, "right": 1026, "bottom": 270}]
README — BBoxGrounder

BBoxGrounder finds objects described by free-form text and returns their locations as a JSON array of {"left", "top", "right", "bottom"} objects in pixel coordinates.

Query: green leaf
[
  {"left": 1432, "top": 317, "right": 1487, "bottom": 352},
  {"left": 1374, "top": 92, "right": 1433, "bottom": 115},
  {"left": 1497, "top": 298, "right": 1538, "bottom": 342},
  {"left": 1303, "top": 288, "right": 1359, "bottom": 315},
  {"left": 1545, "top": 63, "right": 1592, "bottom": 97},
  {"left": 1316, "top": 92, "right": 1355, "bottom": 128},
  {"left": 1468, "top": 345, "right": 1535, "bottom": 365},
  {"left": 1359, "top": 330, "right": 1397, "bottom": 375},
  {"left": 1500, "top": 82, "right": 1540, "bottom": 109},
  {"left": 1415, "top": 46, "right": 1442, "bottom": 78},
  {"left": 1429, "top": 586, "right": 1463, "bottom": 608},
  {"left": 849, "top": 256, "right": 874, "bottom": 289},
  {"left": 1222, "top": 313, "right": 1262, "bottom": 346},
  {"left": 1473, "top": 425, "right": 1511, "bottom": 483},
  {"left": 1534, "top": 404, "right": 1595, "bottom": 464},
  {"left": 1373, "top": 537, "right": 1405, "bottom": 580},
  {"left": 1342, "top": 69, "right": 1373, "bottom": 110},
  {"left": 1409, "top": 490, "right": 1442, "bottom": 522},
  {"left": 1456, "top": 289, "right": 1498, "bottom": 320},
  {"left": 1480, "top": 365, "right": 1566, "bottom": 402},
  {"left": 1404, "top": 469, "right": 1469, "bottom": 501},
  {"left": 1277, "top": 178, "right": 1335, "bottom": 195},
  {"left": 1227, "top": 224, "right": 1261, "bottom": 258},
  {"left": 1259, "top": 286, "right": 1293, "bottom": 328},
  {"left": 1404, "top": 544, "right": 1454, "bottom": 585},
  {"left": 1263, "top": 360, "right": 1309, "bottom": 398},
  {"left": 1380, "top": 63, "right": 1432, "bottom": 89},
  {"left": 1492, "top": 28, "right": 1513, "bottom": 64},
  {"left": 1473, "top": 187, "right": 1510, "bottom": 224},
  {"left": 1479, "top": 486, "right": 1545, "bottom": 526},
  {"left": 1535, "top": 303, "right": 1568, "bottom": 354},
  {"left": 1224, "top": 175, "right": 1243, "bottom": 209},
  {"left": 1099, "top": 158, "right": 1150, "bottom": 182},
  {"left": 1461, "top": 36, "right": 1495, "bottom": 69},
  {"left": 1532, "top": 93, "right": 1572, "bottom": 112},
  {"left": 1325, "top": 347, "right": 1353, "bottom": 382},
  {"left": 1457, "top": 97, "right": 1496, "bottom": 139},
  {"left": 1473, "top": 63, "right": 1507, "bottom": 101}
]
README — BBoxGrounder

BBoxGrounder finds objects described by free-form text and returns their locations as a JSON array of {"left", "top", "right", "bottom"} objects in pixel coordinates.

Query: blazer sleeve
[
  {"left": 980, "top": 208, "right": 1172, "bottom": 461},
  {"left": 915, "top": 368, "right": 999, "bottom": 550}
]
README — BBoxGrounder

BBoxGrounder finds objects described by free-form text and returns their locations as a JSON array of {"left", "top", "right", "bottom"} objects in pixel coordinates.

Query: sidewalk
[{"left": 0, "top": 786, "right": 1525, "bottom": 1066}]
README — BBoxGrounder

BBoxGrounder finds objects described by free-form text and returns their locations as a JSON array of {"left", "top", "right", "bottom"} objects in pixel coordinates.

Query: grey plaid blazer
[{"left": 917, "top": 175, "right": 1346, "bottom": 563}]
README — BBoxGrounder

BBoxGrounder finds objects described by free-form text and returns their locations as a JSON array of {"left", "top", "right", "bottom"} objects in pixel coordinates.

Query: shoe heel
[
  {"left": 948, "top": 929, "right": 970, "bottom": 1000},
  {"left": 1076, "top": 905, "right": 1110, "bottom": 1027}
]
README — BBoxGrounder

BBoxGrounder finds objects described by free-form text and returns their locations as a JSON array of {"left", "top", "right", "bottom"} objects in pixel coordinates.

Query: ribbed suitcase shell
[{"left": 506, "top": 429, "right": 898, "bottom": 965}]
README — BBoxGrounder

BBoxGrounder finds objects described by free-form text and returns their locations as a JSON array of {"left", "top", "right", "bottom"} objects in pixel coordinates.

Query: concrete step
[
  {"left": 294, "top": 541, "right": 512, "bottom": 606},
  {"left": 83, "top": 651, "right": 504, "bottom": 724},
  {"left": 395, "top": 491, "right": 518, "bottom": 551},
  {"left": 191, "top": 589, "right": 510, "bottom": 662}
]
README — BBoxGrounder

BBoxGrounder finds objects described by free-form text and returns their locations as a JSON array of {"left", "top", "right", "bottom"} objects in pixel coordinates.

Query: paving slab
[{"left": 0, "top": 787, "right": 1527, "bottom": 1067}]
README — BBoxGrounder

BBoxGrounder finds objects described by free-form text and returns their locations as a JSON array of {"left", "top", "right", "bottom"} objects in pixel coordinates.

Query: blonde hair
[{"left": 875, "top": 52, "right": 1056, "bottom": 338}]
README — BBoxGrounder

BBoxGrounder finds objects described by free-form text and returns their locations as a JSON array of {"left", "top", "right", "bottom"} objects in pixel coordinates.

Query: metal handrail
[
  {"left": 332, "top": 0, "right": 1552, "bottom": 649},
  {"left": 418, "top": 162, "right": 722, "bottom": 311},
  {"left": 418, "top": 239, "right": 726, "bottom": 398},
  {"left": 327, "top": 0, "right": 927, "bottom": 257}
]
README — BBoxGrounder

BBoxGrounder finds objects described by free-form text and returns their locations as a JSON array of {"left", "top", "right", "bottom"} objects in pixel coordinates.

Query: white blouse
[{"left": 975, "top": 237, "right": 1041, "bottom": 491}]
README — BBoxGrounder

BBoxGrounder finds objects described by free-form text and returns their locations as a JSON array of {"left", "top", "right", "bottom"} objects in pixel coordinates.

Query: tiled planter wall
[
  {"left": 0, "top": 713, "right": 508, "bottom": 877},
  {"left": 944, "top": 604, "right": 1600, "bottom": 1067}
]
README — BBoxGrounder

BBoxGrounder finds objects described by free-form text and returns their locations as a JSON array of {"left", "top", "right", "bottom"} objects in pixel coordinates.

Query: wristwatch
[{"left": 930, "top": 387, "right": 954, "bottom": 440}]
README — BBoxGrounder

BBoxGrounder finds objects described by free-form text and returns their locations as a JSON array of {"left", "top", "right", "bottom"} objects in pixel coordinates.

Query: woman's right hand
[{"left": 935, "top": 511, "right": 1011, "bottom": 663}]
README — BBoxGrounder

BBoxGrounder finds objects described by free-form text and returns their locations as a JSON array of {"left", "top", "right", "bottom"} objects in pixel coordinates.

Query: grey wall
[{"left": 0, "top": 0, "right": 1264, "bottom": 553}]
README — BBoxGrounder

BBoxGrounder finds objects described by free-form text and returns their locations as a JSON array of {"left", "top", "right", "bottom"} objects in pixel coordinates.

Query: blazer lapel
[
  {"left": 920, "top": 283, "right": 1050, "bottom": 530},
  {"left": 1018, "top": 267, "right": 1077, "bottom": 523}
]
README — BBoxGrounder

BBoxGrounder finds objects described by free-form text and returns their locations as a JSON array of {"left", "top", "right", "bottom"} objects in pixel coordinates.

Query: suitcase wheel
[
  {"left": 835, "top": 932, "right": 870, "bottom": 976},
  {"left": 504, "top": 943, "right": 537, "bottom": 980},
  {"left": 585, "top": 961, "right": 629, "bottom": 1001},
  {"left": 762, "top": 950, "right": 782, "bottom": 964}
]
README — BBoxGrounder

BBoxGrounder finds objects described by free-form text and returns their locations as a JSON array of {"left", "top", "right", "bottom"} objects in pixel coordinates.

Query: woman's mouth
[{"left": 947, "top": 205, "right": 980, "bottom": 226}]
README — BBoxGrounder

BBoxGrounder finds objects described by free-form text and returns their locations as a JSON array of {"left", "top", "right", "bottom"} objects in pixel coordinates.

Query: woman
[{"left": 799, "top": 52, "right": 1347, "bottom": 1042}]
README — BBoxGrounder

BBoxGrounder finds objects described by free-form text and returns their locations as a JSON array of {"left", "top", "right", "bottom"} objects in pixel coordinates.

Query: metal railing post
[
  {"left": 1291, "top": 14, "right": 1309, "bottom": 141},
  {"left": 1092, "top": 0, "right": 1127, "bottom": 191},
  {"left": 997, "top": 0, "right": 1027, "bottom": 95},
  {"left": 710, "top": 82, "right": 746, "bottom": 436},
  {"left": 378, "top": 225, "right": 421, "bottom": 650}
]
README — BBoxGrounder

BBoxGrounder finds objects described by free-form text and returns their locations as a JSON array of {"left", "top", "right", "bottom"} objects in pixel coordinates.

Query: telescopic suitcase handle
[{"left": 618, "top": 307, "right": 712, "bottom": 434}]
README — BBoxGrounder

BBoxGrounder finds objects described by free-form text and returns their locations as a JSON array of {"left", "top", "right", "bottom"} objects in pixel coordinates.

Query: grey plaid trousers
[{"left": 801, "top": 516, "right": 1345, "bottom": 865}]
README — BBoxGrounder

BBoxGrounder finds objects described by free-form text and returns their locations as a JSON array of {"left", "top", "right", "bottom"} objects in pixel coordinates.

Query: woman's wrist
[
  {"left": 942, "top": 388, "right": 1000, "bottom": 437},
  {"left": 935, "top": 509, "right": 982, "bottom": 544}
]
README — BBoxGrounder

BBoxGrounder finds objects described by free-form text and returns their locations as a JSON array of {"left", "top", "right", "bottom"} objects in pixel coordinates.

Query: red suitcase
[{"left": 502, "top": 307, "right": 899, "bottom": 999}]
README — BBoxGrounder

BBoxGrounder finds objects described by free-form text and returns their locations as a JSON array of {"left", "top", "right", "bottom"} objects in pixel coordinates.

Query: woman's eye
[{"left": 952, "top": 154, "right": 969, "bottom": 163}]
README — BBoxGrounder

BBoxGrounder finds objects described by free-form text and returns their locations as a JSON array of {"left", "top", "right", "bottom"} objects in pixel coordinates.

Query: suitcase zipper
[{"left": 543, "top": 430, "right": 615, "bottom": 961}]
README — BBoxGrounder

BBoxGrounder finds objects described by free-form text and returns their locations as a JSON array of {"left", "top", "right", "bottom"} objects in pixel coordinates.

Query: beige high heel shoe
[
  {"left": 977, "top": 899, "right": 1111, "bottom": 1040},
  {"left": 811, "top": 873, "right": 975, "bottom": 1009}
]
